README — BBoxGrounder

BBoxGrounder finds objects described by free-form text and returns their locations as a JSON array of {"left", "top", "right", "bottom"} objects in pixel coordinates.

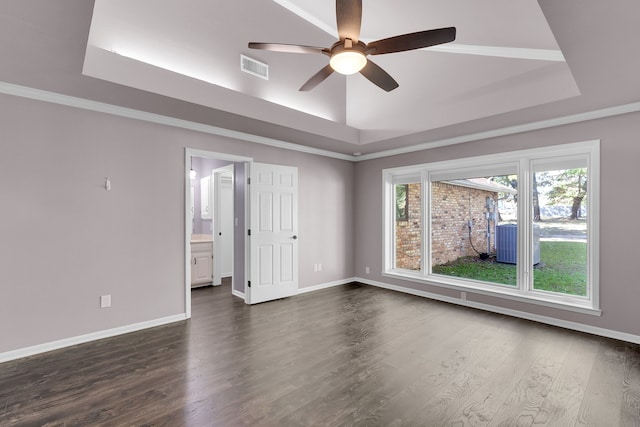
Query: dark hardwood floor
[{"left": 1, "top": 281, "right": 639, "bottom": 426}]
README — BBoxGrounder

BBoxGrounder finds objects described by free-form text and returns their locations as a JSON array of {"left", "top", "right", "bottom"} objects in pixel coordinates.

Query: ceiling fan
[{"left": 248, "top": 0, "right": 456, "bottom": 92}]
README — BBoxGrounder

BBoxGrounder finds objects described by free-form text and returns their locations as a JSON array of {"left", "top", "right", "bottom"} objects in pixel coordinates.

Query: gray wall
[
  {"left": 1, "top": 0, "right": 639, "bottom": 357},
  {"left": 355, "top": 111, "right": 640, "bottom": 337},
  {"left": 0, "top": 93, "right": 355, "bottom": 354}
]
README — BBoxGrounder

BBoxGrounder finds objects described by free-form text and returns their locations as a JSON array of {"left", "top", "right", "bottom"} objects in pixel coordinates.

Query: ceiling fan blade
[
  {"left": 248, "top": 42, "right": 329, "bottom": 55},
  {"left": 336, "top": 0, "right": 362, "bottom": 42},
  {"left": 359, "top": 60, "right": 399, "bottom": 92},
  {"left": 368, "top": 27, "right": 456, "bottom": 55},
  {"left": 299, "top": 64, "right": 335, "bottom": 91}
]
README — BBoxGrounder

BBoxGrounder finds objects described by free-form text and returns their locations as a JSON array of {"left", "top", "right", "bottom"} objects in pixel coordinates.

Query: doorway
[
  {"left": 184, "top": 150, "right": 301, "bottom": 316},
  {"left": 184, "top": 149, "right": 252, "bottom": 318},
  {"left": 212, "top": 164, "right": 234, "bottom": 287}
]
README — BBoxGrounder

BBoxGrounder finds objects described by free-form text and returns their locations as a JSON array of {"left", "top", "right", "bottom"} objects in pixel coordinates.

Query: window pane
[
  {"left": 532, "top": 167, "right": 588, "bottom": 296},
  {"left": 431, "top": 175, "right": 518, "bottom": 286},
  {"left": 395, "top": 184, "right": 408, "bottom": 221},
  {"left": 395, "top": 182, "right": 421, "bottom": 270}
]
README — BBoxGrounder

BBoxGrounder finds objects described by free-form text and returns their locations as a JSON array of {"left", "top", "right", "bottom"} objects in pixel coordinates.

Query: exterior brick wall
[
  {"left": 395, "top": 183, "right": 422, "bottom": 270},
  {"left": 431, "top": 182, "right": 496, "bottom": 265},
  {"left": 395, "top": 181, "right": 497, "bottom": 269}
]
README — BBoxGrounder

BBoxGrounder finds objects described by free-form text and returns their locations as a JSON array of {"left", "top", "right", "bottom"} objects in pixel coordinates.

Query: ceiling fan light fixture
[
  {"left": 248, "top": 2, "right": 456, "bottom": 91},
  {"left": 330, "top": 50, "right": 367, "bottom": 75}
]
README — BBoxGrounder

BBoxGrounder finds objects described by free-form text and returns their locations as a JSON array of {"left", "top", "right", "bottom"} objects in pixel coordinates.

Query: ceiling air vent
[{"left": 241, "top": 55, "right": 269, "bottom": 80}]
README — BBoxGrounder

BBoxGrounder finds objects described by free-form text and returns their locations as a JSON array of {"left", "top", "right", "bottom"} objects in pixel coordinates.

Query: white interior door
[
  {"left": 213, "top": 166, "right": 234, "bottom": 282},
  {"left": 246, "top": 162, "right": 298, "bottom": 304},
  {"left": 212, "top": 165, "right": 233, "bottom": 286}
]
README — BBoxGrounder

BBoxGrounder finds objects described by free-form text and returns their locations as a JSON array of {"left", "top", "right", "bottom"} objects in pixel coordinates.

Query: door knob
[{"left": 292, "top": 235, "right": 298, "bottom": 240}]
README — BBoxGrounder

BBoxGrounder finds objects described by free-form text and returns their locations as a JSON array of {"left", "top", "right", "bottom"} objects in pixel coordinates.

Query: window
[
  {"left": 431, "top": 172, "right": 518, "bottom": 288},
  {"left": 531, "top": 160, "right": 589, "bottom": 297},
  {"left": 383, "top": 141, "right": 600, "bottom": 314}
]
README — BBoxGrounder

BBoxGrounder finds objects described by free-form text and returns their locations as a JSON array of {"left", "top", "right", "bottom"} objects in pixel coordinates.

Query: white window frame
[{"left": 383, "top": 140, "right": 600, "bottom": 315}]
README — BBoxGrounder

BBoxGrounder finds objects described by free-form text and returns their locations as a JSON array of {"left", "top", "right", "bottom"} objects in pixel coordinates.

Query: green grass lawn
[{"left": 432, "top": 241, "right": 587, "bottom": 296}]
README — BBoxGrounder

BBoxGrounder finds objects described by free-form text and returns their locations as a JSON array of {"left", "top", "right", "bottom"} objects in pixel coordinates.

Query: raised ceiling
[{"left": 84, "top": 0, "right": 580, "bottom": 149}]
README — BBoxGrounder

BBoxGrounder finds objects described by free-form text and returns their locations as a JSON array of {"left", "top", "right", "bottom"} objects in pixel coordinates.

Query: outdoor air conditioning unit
[{"left": 496, "top": 224, "right": 540, "bottom": 265}]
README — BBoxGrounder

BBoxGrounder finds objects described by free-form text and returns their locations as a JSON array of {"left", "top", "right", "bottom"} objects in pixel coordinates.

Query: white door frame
[{"left": 184, "top": 148, "right": 252, "bottom": 319}]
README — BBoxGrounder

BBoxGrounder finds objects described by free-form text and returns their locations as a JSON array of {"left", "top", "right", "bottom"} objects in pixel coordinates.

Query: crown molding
[
  {"left": 428, "top": 44, "right": 565, "bottom": 62},
  {"left": 273, "top": 0, "right": 337, "bottom": 38},
  {"left": 0, "top": 81, "right": 354, "bottom": 161},
  {"left": 271, "top": 1, "right": 564, "bottom": 63},
  {"left": 1, "top": 81, "right": 640, "bottom": 164},
  {"left": 355, "top": 101, "right": 640, "bottom": 161}
]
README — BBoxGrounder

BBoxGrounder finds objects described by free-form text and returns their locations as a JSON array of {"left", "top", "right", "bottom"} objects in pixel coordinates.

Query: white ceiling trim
[
  {"left": 356, "top": 101, "right": 640, "bottom": 161},
  {"left": 272, "top": 0, "right": 564, "bottom": 62},
  {"left": 273, "top": 0, "right": 337, "bottom": 38},
  {"left": 427, "top": 44, "right": 565, "bottom": 62},
  {"left": 3, "top": 80, "right": 639, "bottom": 164},
  {"left": 0, "top": 81, "right": 354, "bottom": 161}
]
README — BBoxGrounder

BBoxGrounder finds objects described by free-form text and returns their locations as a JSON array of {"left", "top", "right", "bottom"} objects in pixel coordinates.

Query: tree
[
  {"left": 544, "top": 168, "right": 588, "bottom": 219},
  {"left": 395, "top": 184, "right": 408, "bottom": 221},
  {"left": 532, "top": 173, "right": 541, "bottom": 221},
  {"left": 490, "top": 175, "right": 518, "bottom": 222},
  {"left": 490, "top": 175, "right": 518, "bottom": 201}
]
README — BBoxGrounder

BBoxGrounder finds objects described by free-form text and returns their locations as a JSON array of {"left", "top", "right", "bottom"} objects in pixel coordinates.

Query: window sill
[{"left": 382, "top": 271, "right": 601, "bottom": 317}]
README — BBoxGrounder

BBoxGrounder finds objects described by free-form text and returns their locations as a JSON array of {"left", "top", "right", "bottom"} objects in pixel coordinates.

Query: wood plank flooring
[{"left": 1, "top": 282, "right": 639, "bottom": 426}]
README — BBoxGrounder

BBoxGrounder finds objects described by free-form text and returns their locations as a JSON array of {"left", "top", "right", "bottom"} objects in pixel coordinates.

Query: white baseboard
[
  {"left": 0, "top": 279, "right": 350, "bottom": 364},
  {"left": 297, "top": 277, "right": 355, "bottom": 294},
  {"left": 8, "top": 276, "right": 633, "bottom": 364},
  {"left": 357, "top": 277, "right": 640, "bottom": 345},
  {"left": 0, "top": 314, "right": 187, "bottom": 364}
]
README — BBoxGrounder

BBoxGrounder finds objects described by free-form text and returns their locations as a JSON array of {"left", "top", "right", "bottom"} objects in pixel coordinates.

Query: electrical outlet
[
  {"left": 318, "top": 264, "right": 322, "bottom": 271},
  {"left": 100, "top": 295, "right": 111, "bottom": 308},
  {"left": 365, "top": 266, "right": 370, "bottom": 274}
]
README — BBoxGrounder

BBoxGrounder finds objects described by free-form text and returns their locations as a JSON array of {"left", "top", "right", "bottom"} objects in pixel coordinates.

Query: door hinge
[
  {"left": 247, "top": 177, "right": 251, "bottom": 185},
  {"left": 248, "top": 281, "right": 251, "bottom": 288},
  {"left": 248, "top": 229, "right": 251, "bottom": 236}
]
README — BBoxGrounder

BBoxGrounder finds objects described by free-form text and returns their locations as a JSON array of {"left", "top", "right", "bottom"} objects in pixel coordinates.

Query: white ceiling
[{"left": 84, "top": 0, "right": 580, "bottom": 148}]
